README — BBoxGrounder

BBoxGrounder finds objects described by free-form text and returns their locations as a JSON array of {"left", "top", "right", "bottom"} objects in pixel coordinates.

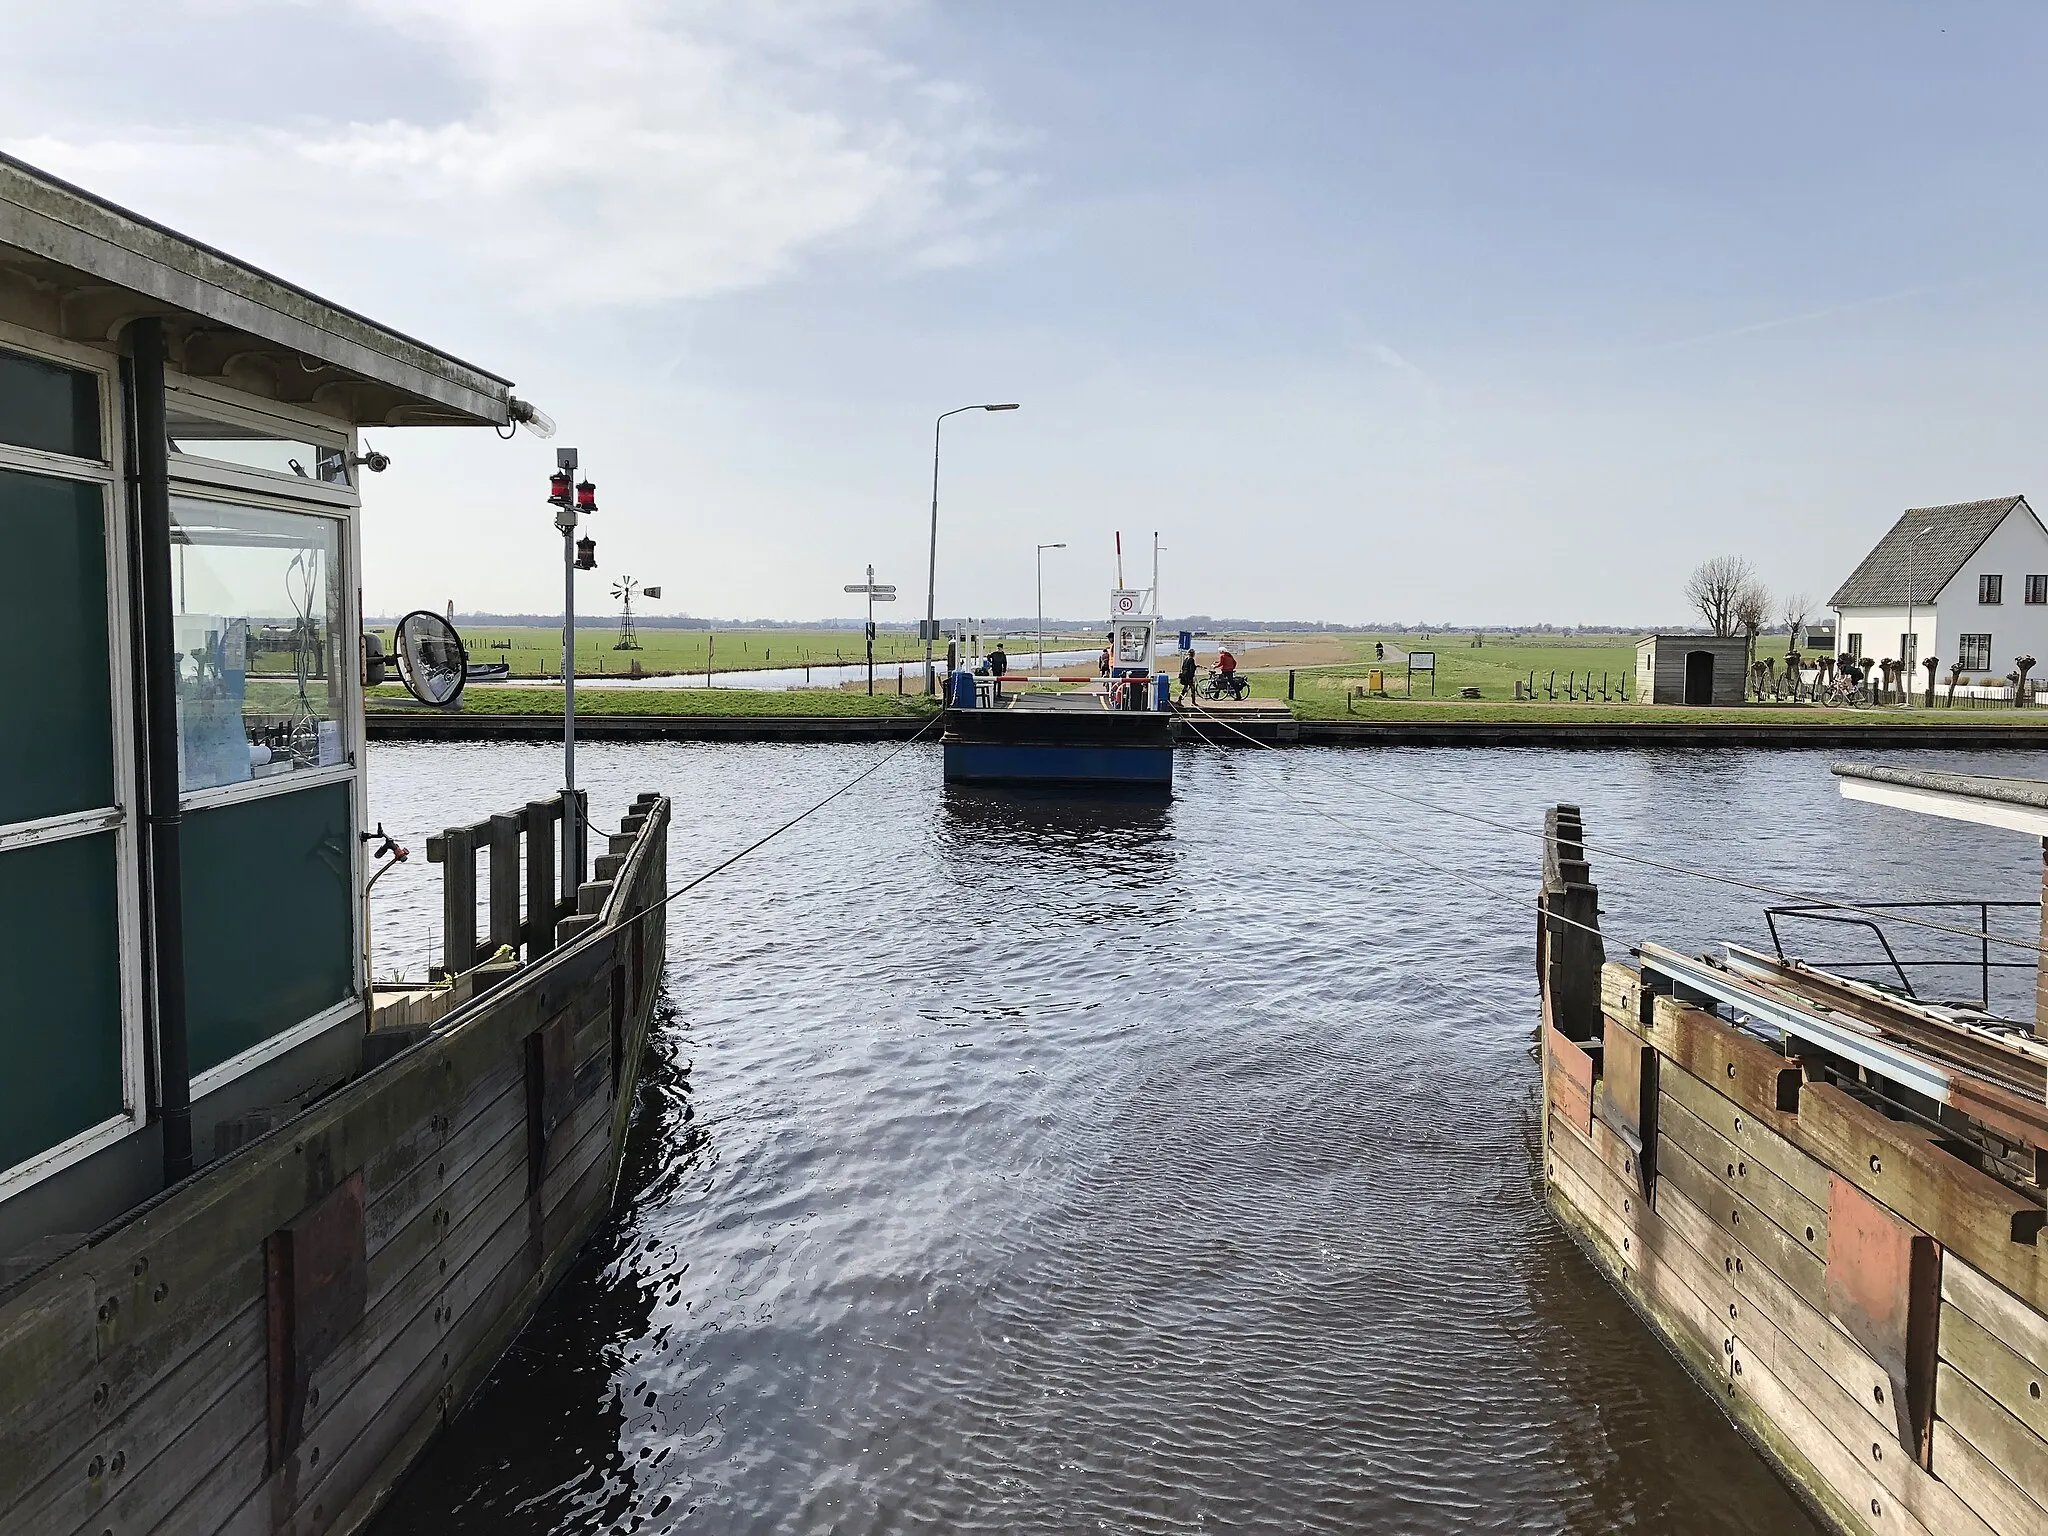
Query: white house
[{"left": 1830, "top": 496, "right": 2048, "bottom": 683}]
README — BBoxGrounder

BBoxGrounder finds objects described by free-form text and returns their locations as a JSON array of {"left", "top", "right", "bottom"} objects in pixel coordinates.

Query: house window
[
  {"left": 1958, "top": 633, "right": 1993, "bottom": 671},
  {"left": 2028, "top": 575, "right": 2048, "bottom": 605},
  {"left": 1845, "top": 632, "right": 1862, "bottom": 661},
  {"left": 1979, "top": 574, "right": 2003, "bottom": 605}
]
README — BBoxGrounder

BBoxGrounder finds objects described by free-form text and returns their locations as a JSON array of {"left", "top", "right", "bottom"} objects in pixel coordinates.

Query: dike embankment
[{"left": 367, "top": 710, "right": 2048, "bottom": 749}]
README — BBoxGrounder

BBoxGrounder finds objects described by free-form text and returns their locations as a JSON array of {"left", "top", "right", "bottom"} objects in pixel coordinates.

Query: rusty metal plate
[
  {"left": 1826, "top": 1172, "right": 1940, "bottom": 1462},
  {"left": 1547, "top": 1024, "right": 1596, "bottom": 1138},
  {"left": 266, "top": 1170, "right": 366, "bottom": 1470}
]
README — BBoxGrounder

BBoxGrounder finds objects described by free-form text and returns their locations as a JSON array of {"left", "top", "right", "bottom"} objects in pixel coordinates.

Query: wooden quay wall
[
  {"left": 0, "top": 794, "right": 671, "bottom": 1536},
  {"left": 1538, "top": 804, "right": 2048, "bottom": 1536}
]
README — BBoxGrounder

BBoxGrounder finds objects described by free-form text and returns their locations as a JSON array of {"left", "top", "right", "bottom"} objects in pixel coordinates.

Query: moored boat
[
  {"left": 0, "top": 153, "right": 669, "bottom": 1535},
  {"left": 1535, "top": 767, "right": 2048, "bottom": 1534}
]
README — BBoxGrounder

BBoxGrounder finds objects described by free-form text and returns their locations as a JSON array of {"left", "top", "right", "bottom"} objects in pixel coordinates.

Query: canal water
[
  {"left": 363, "top": 742, "right": 2047, "bottom": 1534},
  {"left": 496, "top": 649, "right": 1106, "bottom": 693}
]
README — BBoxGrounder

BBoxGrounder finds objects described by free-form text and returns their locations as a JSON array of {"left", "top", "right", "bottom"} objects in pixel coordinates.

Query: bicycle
[{"left": 1200, "top": 669, "right": 1250, "bottom": 701}]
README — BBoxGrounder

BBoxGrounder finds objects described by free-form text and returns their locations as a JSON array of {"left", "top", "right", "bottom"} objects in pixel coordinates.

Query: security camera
[{"left": 349, "top": 447, "right": 391, "bottom": 474}]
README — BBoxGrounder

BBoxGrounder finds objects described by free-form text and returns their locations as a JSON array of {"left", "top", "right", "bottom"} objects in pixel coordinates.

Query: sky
[{"left": 9, "top": 1, "right": 2048, "bottom": 627}]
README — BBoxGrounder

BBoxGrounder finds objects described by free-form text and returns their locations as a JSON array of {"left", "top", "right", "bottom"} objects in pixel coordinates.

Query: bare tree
[
  {"left": 1778, "top": 591, "right": 1812, "bottom": 643},
  {"left": 1733, "top": 579, "right": 1772, "bottom": 642},
  {"left": 1685, "top": 555, "right": 1760, "bottom": 637}
]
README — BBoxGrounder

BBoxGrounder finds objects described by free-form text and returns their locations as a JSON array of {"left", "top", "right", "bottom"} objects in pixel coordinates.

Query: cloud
[
  {"left": 1653, "top": 286, "right": 1928, "bottom": 349},
  {"left": 5, "top": 0, "right": 1018, "bottom": 311}
]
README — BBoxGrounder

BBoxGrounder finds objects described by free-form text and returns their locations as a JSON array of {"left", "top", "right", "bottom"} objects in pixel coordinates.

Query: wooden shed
[{"left": 1635, "top": 634, "right": 1750, "bottom": 705}]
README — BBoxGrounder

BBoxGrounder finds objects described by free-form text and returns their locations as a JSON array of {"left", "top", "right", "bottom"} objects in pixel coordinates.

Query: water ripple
[{"left": 370, "top": 742, "right": 2048, "bottom": 1534}]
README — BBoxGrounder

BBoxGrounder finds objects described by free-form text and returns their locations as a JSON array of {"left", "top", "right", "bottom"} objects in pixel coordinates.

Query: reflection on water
[{"left": 369, "top": 742, "right": 2048, "bottom": 1535}]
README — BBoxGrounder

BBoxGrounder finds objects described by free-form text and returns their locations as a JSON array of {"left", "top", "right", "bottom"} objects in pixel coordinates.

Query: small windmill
[{"left": 611, "top": 575, "right": 659, "bottom": 651}]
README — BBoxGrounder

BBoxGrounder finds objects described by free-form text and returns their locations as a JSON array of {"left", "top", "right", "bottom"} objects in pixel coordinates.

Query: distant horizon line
[{"left": 364, "top": 612, "right": 1762, "bottom": 635}]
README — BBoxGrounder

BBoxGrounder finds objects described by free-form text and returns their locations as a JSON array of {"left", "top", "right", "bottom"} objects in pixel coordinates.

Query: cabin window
[
  {"left": 1958, "top": 633, "right": 1992, "bottom": 671},
  {"left": 0, "top": 345, "right": 101, "bottom": 460},
  {"left": 1, "top": 469, "right": 115, "bottom": 823},
  {"left": 1979, "top": 574, "right": 2003, "bottom": 605},
  {"left": 181, "top": 780, "right": 356, "bottom": 1079},
  {"left": 1845, "top": 632, "right": 1862, "bottom": 661},
  {"left": 167, "top": 397, "right": 349, "bottom": 485},
  {"left": 169, "top": 497, "right": 348, "bottom": 796},
  {"left": 2027, "top": 575, "right": 2048, "bottom": 604},
  {"left": 0, "top": 420, "right": 141, "bottom": 1189}
]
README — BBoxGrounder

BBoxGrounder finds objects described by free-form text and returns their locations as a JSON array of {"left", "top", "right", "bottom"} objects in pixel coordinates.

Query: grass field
[
  {"left": 368, "top": 684, "right": 935, "bottom": 717},
  {"left": 1268, "top": 697, "right": 2048, "bottom": 726},
  {"left": 413, "top": 625, "right": 986, "bottom": 678},
  {"left": 1228, "top": 633, "right": 1638, "bottom": 711}
]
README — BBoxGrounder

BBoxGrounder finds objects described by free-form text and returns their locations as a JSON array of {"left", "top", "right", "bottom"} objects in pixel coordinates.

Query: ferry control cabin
[
  {"left": 1635, "top": 633, "right": 1751, "bottom": 706},
  {"left": 0, "top": 151, "right": 521, "bottom": 1250},
  {"left": 0, "top": 153, "right": 676, "bottom": 1536}
]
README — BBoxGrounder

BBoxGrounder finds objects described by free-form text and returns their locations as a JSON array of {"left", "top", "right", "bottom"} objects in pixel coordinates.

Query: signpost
[
  {"left": 844, "top": 565, "right": 897, "bottom": 695},
  {"left": 1408, "top": 650, "right": 1437, "bottom": 697}
]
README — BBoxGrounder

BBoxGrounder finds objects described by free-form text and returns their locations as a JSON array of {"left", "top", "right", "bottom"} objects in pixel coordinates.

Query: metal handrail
[{"left": 1765, "top": 899, "right": 2039, "bottom": 1009}]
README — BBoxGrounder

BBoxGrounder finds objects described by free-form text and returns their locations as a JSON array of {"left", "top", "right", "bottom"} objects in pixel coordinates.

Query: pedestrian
[
  {"left": 989, "top": 640, "right": 1009, "bottom": 700},
  {"left": 1099, "top": 643, "right": 1111, "bottom": 677},
  {"left": 1178, "top": 649, "right": 1197, "bottom": 704}
]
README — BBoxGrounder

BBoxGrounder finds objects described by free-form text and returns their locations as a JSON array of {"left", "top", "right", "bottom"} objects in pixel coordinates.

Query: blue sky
[{"left": 9, "top": 2, "right": 2048, "bottom": 626}]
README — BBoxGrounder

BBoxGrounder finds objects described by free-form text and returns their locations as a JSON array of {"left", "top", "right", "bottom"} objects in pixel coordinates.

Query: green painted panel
[
  {"left": 0, "top": 346, "right": 100, "bottom": 459},
  {"left": 0, "top": 832, "right": 125, "bottom": 1172},
  {"left": 0, "top": 469, "right": 114, "bottom": 826},
  {"left": 183, "top": 782, "right": 356, "bottom": 1076}
]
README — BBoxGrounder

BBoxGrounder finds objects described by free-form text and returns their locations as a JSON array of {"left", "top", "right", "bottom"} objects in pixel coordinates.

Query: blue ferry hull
[{"left": 943, "top": 739, "right": 1173, "bottom": 786}]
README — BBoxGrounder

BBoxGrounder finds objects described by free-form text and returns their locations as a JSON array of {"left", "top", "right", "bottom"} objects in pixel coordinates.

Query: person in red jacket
[{"left": 1217, "top": 646, "right": 1237, "bottom": 678}]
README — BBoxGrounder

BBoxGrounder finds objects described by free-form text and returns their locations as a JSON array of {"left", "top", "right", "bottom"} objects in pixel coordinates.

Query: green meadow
[{"left": 395, "top": 625, "right": 947, "bottom": 679}]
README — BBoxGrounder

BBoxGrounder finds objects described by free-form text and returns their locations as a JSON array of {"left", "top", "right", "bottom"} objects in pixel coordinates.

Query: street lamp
[
  {"left": 924, "top": 402, "right": 1020, "bottom": 693},
  {"left": 1905, "top": 524, "right": 1933, "bottom": 707},
  {"left": 1035, "top": 543, "right": 1066, "bottom": 673}
]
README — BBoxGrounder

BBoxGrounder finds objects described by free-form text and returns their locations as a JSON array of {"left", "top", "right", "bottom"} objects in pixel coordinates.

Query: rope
[
  {"left": 1178, "top": 703, "right": 2048, "bottom": 959},
  {"left": 651, "top": 712, "right": 943, "bottom": 912},
  {"left": 1174, "top": 713, "right": 1610, "bottom": 943}
]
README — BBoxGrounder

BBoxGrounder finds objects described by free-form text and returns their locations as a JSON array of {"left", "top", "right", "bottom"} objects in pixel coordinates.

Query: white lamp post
[
  {"left": 923, "top": 403, "right": 1020, "bottom": 693},
  {"left": 1906, "top": 524, "right": 1933, "bottom": 706},
  {"left": 1036, "top": 541, "right": 1065, "bottom": 673}
]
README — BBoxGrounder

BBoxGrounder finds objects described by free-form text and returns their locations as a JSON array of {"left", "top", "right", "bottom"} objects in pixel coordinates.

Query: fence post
[
  {"left": 1288, "top": 669, "right": 1296, "bottom": 700},
  {"left": 524, "top": 799, "right": 557, "bottom": 959},
  {"left": 488, "top": 812, "right": 521, "bottom": 957},
  {"left": 435, "top": 824, "right": 477, "bottom": 979}
]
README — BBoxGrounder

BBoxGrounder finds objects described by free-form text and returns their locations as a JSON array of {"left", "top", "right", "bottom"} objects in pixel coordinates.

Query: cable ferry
[
  {"left": 1536, "top": 765, "right": 2048, "bottom": 1535},
  {"left": 939, "top": 582, "right": 1176, "bottom": 790}
]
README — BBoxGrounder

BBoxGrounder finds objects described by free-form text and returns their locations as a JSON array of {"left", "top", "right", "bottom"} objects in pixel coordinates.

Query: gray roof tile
[{"left": 1830, "top": 497, "right": 2030, "bottom": 609}]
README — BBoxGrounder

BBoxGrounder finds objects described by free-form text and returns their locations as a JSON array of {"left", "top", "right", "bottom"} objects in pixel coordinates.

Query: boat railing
[
  {"left": 424, "top": 789, "right": 591, "bottom": 980},
  {"left": 1762, "top": 898, "right": 2040, "bottom": 1010}
]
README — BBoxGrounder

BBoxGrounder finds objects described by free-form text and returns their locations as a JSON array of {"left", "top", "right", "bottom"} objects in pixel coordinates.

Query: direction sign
[{"left": 844, "top": 583, "right": 897, "bottom": 595}]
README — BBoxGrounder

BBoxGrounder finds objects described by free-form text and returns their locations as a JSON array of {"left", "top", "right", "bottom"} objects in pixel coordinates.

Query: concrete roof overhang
[
  {"left": 1833, "top": 761, "right": 2048, "bottom": 840},
  {"left": 0, "top": 152, "right": 514, "bottom": 429}
]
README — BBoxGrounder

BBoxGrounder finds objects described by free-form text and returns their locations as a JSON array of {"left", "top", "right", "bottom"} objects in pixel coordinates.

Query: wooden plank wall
[
  {"left": 0, "top": 794, "right": 670, "bottom": 1536},
  {"left": 1546, "top": 961, "right": 2048, "bottom": 1536},
  {"left": 1637, "top": 638, "right": 1751, "bottom": 705}
]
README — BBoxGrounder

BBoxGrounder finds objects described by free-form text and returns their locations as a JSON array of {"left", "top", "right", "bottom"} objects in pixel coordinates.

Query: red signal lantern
[
  {"left": 548, "top": 469, "right": 573, "bottom": 507},
  {"left": 576, "top": 478, "right": 596, "bottom": 512}
]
